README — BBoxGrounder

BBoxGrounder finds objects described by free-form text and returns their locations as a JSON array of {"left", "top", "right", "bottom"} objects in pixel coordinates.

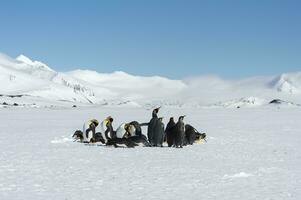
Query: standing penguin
[
  {"left": 152, "top": 117, "right": 164, "bottom": 147},
  {"left": 174, "top": 116, "right": 185, "bottom": 148},
  {"left": 147, "top": 107, "right": 160, "bottom": 146},
  {"left": 165, "top": 117, "right": 176, "bottom": 147}
]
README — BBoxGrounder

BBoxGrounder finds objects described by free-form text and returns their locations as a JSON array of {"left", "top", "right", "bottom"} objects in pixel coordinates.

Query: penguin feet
[{"left": 89, "top": 138, "right": 96, "bottom": 143}]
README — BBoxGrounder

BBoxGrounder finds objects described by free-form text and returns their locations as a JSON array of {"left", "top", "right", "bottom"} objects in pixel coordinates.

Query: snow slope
[
  {"left": 0, "top": 107, "right": 300, "bottom": 199},
  {"left": 0, "top": 53, "right": 186, "bottom": 106},
  {"left": 0, "top": 52, "right": 301, "bottom": 108},
  {"left": 271, "top": 72, "right": 301, "bottom": 94}
]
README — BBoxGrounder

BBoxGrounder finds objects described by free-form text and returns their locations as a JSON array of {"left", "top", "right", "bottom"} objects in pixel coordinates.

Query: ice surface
[{"left": 0, "top": 107, "right": 300, "bottom": 199}]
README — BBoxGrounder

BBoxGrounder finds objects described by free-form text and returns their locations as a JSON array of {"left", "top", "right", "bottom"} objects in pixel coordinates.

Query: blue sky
[{"left": 0, "top": 0, "right": 300, "bottom": 79}]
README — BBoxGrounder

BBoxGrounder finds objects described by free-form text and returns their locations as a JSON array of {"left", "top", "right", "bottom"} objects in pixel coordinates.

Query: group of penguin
[{"left": 72, "top": 107, "right": 206, "bottom": 148}]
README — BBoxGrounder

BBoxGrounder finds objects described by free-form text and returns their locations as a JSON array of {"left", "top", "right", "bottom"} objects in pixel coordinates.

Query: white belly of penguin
[
  {"left": 83, "top": 122, "right": 93, "bottom": 142},
  {"left": 116, "top": 124, "right": 127, "bottom": 138}
]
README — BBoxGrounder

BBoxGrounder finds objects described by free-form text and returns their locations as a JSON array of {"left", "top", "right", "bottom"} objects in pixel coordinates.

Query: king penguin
[
  {"left": 174, "top": 116, "right": 185, "bottom": 148},
  {"left": 129, "top": 121, "right": 142, "bottom": 137},
  {"left": 82, "top": 119, "right": 99, "bottom": 143},
  {"left": 184, "top": 124, "right": 198, "bottom": 145},
  {"left": 185, "top": 124, "right": 207, "bottom": 144},
  {"left": 165, "top": 117, "right": 176, "bottom": 147},
  {"left": 147, "top": 107, "right": 160, "bottom": 146},
  {"left": 152, "top": 117, "right": 164, "bottom": 147}
]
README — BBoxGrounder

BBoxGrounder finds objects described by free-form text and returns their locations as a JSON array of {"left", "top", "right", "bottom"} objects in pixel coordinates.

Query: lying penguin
[
  {"left": 128, "top": 121, "right": 143, "bottom": 136},
  {"left": 195, "top": 132, "right": 207, "bottom": 144},
  {"left": 128, "top": 121, "right": 152, "bottom": 147},
  {"left": 82, "top": 119, "right": 99, "bottom": 143},
  {"left": 105, "top": 137, "right": 137, "bottom": 148},
  {"left": 74, "top": 122, "right": 151, "bottom": 147},
  {"left": 72, "top": 130, "right": 105, "bottom": 143},
  {"left": 72, "top": 118, "right": 99, "bottom": 143},
  {"left": 114, "top": 122, "right": 151, "bottom": 147},
  {"left": 72, "top": 130, "right": 84, "bottom": 142},
  {"left": 184, "top": 124, "right": 207, "bottom": 145}
]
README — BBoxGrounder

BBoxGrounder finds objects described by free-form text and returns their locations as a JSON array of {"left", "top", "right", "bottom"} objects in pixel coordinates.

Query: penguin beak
[
  {"left": 155, "top": 107, "right": 161, "bottom": 113},
  {"left": 179, "top": 115, "right": 185, "bottom": 120}
]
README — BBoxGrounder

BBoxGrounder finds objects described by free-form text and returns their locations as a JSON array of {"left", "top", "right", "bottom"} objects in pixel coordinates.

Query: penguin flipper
[{"left": 139, "top": 122, "right": 149, "bottom": 127}]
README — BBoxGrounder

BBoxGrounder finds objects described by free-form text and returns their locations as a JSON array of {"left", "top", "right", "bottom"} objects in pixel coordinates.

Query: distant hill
[{"left": 0, "top": 52, "right": 300, "bottom": 108}]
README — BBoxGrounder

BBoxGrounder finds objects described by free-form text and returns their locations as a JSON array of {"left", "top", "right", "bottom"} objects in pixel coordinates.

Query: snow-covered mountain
[
  {"left": 271, "top": 72, "right": 301, "bottom": 94},
  {"left": 0, "top": 53, "right": 186, "bottom": 107},
  {"left": 0, "top": 52, "right": 300, "bottom": 108}
]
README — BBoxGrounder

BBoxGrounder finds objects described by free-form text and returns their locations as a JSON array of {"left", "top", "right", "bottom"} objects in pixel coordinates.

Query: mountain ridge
[{"left": 0, "top": 52, "right": 300, "bottom": 108}]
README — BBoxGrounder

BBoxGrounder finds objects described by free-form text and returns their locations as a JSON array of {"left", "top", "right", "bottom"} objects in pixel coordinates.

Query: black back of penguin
[
  {"left": 174, "top": 116, "right": 185, "bottom": 148},
  {"left": 127, "top": 135, "right": 151, "bottom": 147},
  {"left": 152, "top": 117, "right": 164, "bottom": 147},
  {"left": 147, "top": 118, "right": 156, "bottom": 145},
  {"left": 165, "top": 117, "right": 176, "bottom": 147},
  {"left": 184, "top": 124, "right": 196, "bottom": 145},
  {"left": 147, "top": 107, "right": 160, "bottom": 146}
]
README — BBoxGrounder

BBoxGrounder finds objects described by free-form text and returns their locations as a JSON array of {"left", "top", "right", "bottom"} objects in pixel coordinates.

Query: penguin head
[
  {"left": 195, "top": 133, "right": 206, "bottom": 144},
  {"left": 106, "top": 116, "right": 113, "bottom": 123},
  {"left": 153, "top": 107, "right": 161, "bottom": 113},
  {"left": 195, "top": 132, "right": 206, "bottom": 143},
  {"left": 124, "top": 123, "right": 134, "bottom": 138},
  {"left": 158, "top": 117, "right": 163, "bottom": 122},
  {"left": 179, "top": 115, "right": 186, "bottom": 121},
  {"left": 124, "top": 123, "right": 130, "bottom": 132},
  {"left": 91, "top": 119, "right": 99, "bottom": 127},
  {"left": 169, "top": 117, "right": 174, "bottom": 122},
  {"left": 72, "top": 130, "right": 83, "bottom": 140}
]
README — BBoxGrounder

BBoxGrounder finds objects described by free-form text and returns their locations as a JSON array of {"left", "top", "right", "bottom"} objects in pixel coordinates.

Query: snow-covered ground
[
  {"left": 0, "top": 106, "right": 300, "bottom": 200},
  {"left": 1, "top": 51, "right": 301, "bottom": 199}
]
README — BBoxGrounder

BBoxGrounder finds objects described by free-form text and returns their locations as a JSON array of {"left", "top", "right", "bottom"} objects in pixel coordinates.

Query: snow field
[{"left": 0, "top": 107, "right": 300, "bottom": 199}]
